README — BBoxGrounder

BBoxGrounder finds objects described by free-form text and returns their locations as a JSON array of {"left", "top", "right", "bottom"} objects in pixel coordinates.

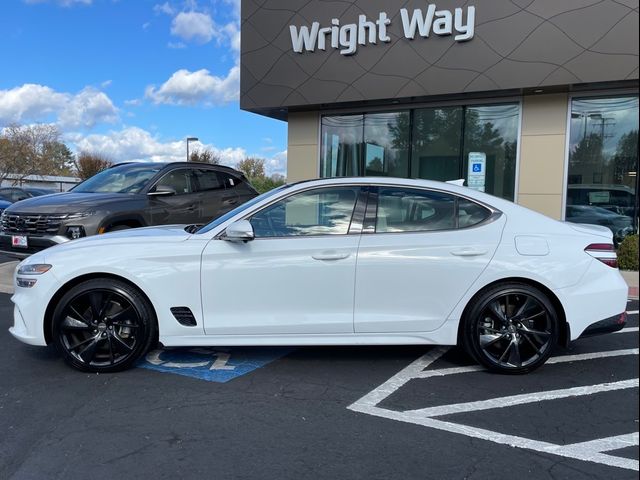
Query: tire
[
  {"left": 52, "top": 278, "right": 157, "bottom": 373},
  {"left": 461, "top": 282, "right": 559, "bottom": 374}
]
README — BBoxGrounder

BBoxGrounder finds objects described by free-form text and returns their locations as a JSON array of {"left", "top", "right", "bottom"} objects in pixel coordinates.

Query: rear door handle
[
  {"left": 450, "top": 248, "right": 487, "bottom": 257},
  {"left": 312, "top": 251, "right": 350, "bottom": 261}
]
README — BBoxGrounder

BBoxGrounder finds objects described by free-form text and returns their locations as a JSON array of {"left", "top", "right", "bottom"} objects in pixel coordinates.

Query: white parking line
[
  {"left": 627, "top": 310, "right": 639, "bottom": 315},
  {"left": 615, "top": 327, "right": 639, "bottom": 334},
  {"left": 348, "top": 346, "right": 639, "bottom": 472}
]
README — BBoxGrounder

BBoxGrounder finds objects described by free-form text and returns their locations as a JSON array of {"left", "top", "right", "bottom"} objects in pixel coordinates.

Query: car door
[
  {"left": 201, "top": 185, "right": 365, "bottom": 335},
  {"left": 148, "top": 168, "right": 200, "bottom": 225},
  {"left": 354, "top": 186, "right": 505, "bottom": 333},
  {"left": 191, "top": 168, "right": 225, "bottom": 224}
]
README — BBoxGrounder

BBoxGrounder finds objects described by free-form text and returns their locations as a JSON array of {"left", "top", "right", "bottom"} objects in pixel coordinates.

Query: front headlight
[{"left": 17, "top": 264, "right": 52, "bottom": 275}]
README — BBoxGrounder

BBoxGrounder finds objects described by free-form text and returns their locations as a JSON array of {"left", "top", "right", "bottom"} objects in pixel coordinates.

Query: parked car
[
  {"left": 0, "top": 187, "right": 35, "bottom": 203},
  {"left": 0, "top": 162, "right": 257, "bottom": 257},
  {"left": 565, "top": 205, "right": 634, "bottom": 245},
  {"left": 24, "top": 187, "right": 58, "bottom": 197},
  {"left": 0, "top": 199, "right": 11, "bottom": 216},
  {"left": 10, "top": 177, "right": 627, "bottom": 374}
]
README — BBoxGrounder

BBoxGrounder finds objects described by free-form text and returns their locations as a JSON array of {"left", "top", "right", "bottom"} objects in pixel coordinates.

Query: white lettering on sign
[{"left": 290, "top": 4, "right": 475, "bottom": 56}]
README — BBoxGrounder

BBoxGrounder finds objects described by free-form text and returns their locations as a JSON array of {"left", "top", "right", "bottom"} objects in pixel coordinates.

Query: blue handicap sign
[
  {"left": 137, "top": 346, "right": 294, "bottom": 382},
  {"left": 472, "top": 163, "right": 482, "bottom": 173}
]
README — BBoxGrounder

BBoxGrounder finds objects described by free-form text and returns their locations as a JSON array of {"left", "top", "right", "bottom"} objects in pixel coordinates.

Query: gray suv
[{"left": 0, "top": 162, "right": 258, "bottom": 257}]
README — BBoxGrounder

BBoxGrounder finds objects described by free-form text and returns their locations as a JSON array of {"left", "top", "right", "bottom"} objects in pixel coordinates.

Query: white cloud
[
  {"left": 171, "top": 11, "right": 215, "bottom": 44},
  {"left": 71, "top": 127, "right": 287, "bottom": 176},
  {"left": 145, "top": 67, "right": 239, "bottom": 106},
  {"left": 0, "top": 83, "right": 118, "bottom": 129},
  {"left": 153, "top": 2, "right": 174, "bottom": 16}
]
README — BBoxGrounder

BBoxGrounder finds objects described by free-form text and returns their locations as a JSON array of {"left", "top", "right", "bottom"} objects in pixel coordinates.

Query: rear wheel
[
  {"left": 52, "top": 279, "right": 157, "bottom": 373},
  {"left": 461, "top": 283, "right": 559, "bottom": 374}
]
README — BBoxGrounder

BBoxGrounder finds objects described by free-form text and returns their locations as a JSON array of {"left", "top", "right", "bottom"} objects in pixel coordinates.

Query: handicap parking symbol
[
  {"left": 138, "top": 346, "right": 293, "bottom": 382},
  {"left": 472, "top": 163, "right": 482, "bottom": 173}
]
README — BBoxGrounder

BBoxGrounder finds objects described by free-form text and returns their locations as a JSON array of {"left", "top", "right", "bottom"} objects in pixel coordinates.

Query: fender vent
[{"left": 170, "top": 307, "right": 197, "bottom": 327}]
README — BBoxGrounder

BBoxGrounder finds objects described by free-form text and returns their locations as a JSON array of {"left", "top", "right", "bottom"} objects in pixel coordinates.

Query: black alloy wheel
[
  {"left": 462, "top": 283, "right": 559, "bottom": 374},
  {"left": 52, "top": 279, "right": 157, "bottom": 373}
]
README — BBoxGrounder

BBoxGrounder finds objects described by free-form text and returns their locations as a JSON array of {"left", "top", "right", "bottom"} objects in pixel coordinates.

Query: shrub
[{"left": 617, "top": 234, "right": 639, "bottom": 271}]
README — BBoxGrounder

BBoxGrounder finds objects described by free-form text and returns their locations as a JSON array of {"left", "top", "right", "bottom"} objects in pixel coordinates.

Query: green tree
[{"left": 237, "top": 157, "right": 266, "bottom": 179}]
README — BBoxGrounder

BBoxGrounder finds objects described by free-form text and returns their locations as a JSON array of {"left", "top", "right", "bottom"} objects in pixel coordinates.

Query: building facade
[{"left": 240, "top": 0, "right": 639, "bottom": 238}]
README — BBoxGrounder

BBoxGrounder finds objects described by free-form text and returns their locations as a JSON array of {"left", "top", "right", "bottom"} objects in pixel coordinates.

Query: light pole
[{"left": 186, "top": 137, "right": 199, "bottom": 162}]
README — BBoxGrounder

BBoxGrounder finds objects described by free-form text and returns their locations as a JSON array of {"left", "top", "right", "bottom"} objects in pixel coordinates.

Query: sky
[{"left": 0, "top": 0, "right": 288, "bottom": 176}]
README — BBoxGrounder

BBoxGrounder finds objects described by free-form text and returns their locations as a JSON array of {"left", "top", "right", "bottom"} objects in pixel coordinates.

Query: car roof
[{"left": 111, "top": 161, "right": 246, "bottom": 176}]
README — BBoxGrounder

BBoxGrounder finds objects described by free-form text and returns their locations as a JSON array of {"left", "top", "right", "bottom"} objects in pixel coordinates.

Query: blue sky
[{"left": 0, "top": 0, "right": 288, "bottom": 175}]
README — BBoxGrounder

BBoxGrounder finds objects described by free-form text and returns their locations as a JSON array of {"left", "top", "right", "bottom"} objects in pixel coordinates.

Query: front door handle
[
  {"left": 450, "top": 248, "right": 487, "bottom": 257},
  {"left": 312, "top": 251, "right": 350, "bottom": 261}
]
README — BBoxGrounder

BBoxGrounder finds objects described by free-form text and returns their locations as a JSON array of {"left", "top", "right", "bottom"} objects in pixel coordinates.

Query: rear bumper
[{"left": 579, "top": 312, "right": 627, "bottom": 338}]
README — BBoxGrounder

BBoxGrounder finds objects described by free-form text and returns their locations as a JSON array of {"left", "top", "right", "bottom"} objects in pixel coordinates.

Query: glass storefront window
[
  {"left": 364, "top": 112, "right": 410, "bottom": 177},
  {"left": 463, "top": 105, "right": 519, "bottom": 201},
  {"left": 566, "top": 96, "right": 639, "bottom": 243},
  {"left": 411, "top": 107, "right": 462, "bottom": 182},
  {"left": 320, "top": 103, "right": 519, "bottom": 201},
  {"left": 320, "top": 115, "right": 363, "bottom": 177}
]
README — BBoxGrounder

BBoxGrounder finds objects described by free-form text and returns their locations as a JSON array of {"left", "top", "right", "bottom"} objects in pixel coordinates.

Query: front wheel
[
  {"left": 461, "top": 283, "right": 559, "bottom": 374},
  {"left": 52, "top": 279, "right": 157, "bottom": 373}
]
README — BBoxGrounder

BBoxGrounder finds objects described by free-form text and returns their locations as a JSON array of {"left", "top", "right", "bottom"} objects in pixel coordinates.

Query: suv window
[
  {"left": 193, "top": 169, "right": 223, "bottom": 192},
  {"left": 375, "top": 187, "right": 490, "bottom": 233},
  {"left": 218, "top": 171, "right": 239, "bottom": 189},
  {"left": 154, "top": 169, "right": 194, "bottom": 195},
  {"left": 250, "top": 187, "right": 359, "bottom": 237}
]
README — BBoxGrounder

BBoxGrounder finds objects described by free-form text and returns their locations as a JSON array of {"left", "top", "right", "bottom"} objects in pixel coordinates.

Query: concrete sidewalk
[{"left": 0, "top": 261, "right": 17, "bottom": 294}]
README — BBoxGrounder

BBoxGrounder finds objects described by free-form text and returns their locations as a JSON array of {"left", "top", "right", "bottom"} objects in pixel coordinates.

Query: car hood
[
  {"left": 43, "top": 224, "right": 192, "bottom": 255},
  {"left": 6, "top": 192, "right": 141, "bottom": 214}
]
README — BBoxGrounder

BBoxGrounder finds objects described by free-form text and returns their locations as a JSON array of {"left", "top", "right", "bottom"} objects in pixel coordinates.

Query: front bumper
[{"left": 0, "top": 234, "right": 69, "bottom": 258}]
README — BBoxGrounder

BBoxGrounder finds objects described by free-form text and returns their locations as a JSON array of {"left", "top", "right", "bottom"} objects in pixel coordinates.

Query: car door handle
[
  {"left": 450, "top": 248, "right": 487, "bottom": 257},
  {"left": 312, "top": 251, "right": 350, "bottom": 261},
  {"left": 223, "top": 197, "right": 238, "bottom": 205}
]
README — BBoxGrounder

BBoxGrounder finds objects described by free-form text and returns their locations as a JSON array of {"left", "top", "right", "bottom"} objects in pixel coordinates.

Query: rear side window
[
  {"left": 458, "top": 198, "right": 491, "bottom": 228},
  {"left": 218, "top": 172, "right": 239, "bottom": 189},
  {"left": 375, "top": 187, "right": 491, "bottom": 233}
]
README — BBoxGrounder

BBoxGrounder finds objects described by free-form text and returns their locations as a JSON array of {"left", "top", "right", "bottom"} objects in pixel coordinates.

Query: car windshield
[
  {"left": 72, "top": 164, "right": 163, "bottom": 194},
  {"left": 197, "top": 184, "right": 291, "bottom": 234}
]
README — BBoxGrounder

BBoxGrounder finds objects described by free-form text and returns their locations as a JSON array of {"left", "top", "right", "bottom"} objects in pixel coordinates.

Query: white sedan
[{"left": 10, "top": 177, "right": 628, "bottom": 374}]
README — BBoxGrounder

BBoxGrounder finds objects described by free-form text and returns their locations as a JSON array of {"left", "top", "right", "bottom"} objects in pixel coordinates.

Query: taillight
[{"left": 584, "top": 243, "right": 618, "bottom": 268}]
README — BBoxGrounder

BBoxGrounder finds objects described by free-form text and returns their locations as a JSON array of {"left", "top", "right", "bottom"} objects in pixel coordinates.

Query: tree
[
  {"left": 236, "top": 157, "right": 285, "bottom": 193},
  {"left": 75, "top": 152, "right": 113, "bottom": 180},
  {"left": 0, "top": 123, "right": 73, "bottom": 183},
  {"left": 237, "top": 157, "right": 266, "bottom": 179},
  {"left": 190, "top": 148, "right": 221, "bottom": 164}
]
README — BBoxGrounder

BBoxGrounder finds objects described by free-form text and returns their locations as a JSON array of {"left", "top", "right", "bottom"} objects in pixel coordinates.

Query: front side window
[
  {"left": 375, "top": 187, "right": 491, "bottom": 233},
  {"left": 153, "top": 169, "right": 193, "bottom": 195},
  {"left": 250, "top": 187, "right": 359, "bottom": 238}
]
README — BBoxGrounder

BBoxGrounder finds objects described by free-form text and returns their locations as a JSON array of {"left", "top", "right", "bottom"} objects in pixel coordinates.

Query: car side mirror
[
  {"left": 224, "top": 220, "right": 254, "bottom": 242},
  {"left": 148, "top": 185, "right": 176, "bottom": 197}
]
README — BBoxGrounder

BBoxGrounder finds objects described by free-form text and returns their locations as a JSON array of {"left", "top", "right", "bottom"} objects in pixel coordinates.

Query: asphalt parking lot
[{"left": 0, "top": 292, "right": 637, "bottom": 479}]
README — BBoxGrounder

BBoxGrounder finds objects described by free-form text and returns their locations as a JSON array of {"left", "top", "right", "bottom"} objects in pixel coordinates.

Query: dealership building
[{"left": 240, "top": 0, "right": 639, "bottom": 233}]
